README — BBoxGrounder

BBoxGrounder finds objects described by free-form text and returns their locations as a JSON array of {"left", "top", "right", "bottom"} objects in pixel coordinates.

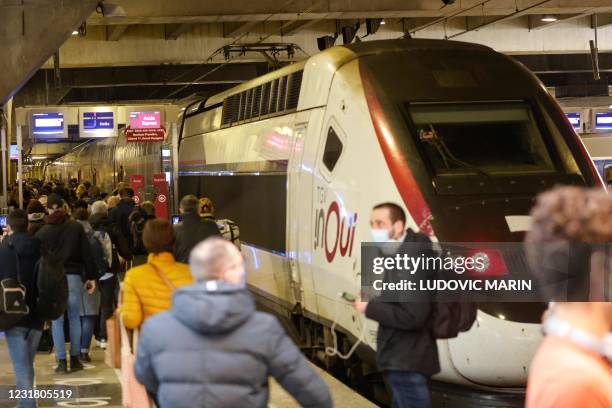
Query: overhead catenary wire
[
  {"left": 446, "top": 0, "right": 555, "bottom": 39},
  {"left": 159, "top": 0, "right": 314, "bottom": 100},
  {"left": 410, "top": 0, "right": 494, "bottom": 35}
]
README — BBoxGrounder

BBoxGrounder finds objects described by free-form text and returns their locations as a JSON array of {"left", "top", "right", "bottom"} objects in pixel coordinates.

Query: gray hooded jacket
[{"left": 135, "top": 282, "right": 333, "bottom": 408}]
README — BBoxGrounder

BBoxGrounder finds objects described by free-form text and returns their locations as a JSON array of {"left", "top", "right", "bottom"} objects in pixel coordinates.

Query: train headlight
[
  {"left": 466, "top": 249, "right": 509, "bottom": 276},
  {"left": 472, "top": 252, "right": 490, "bottom": 273}
]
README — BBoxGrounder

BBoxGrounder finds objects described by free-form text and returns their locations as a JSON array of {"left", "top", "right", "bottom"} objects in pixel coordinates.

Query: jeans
[
  {"left": 51, "top": 274, "right": 83, "bottom": 360},
  {"left": 386, "top": 371, "right": 431, "bottom": 408},
  {"left": 80, "top": 316, "right": 96, "bottom": 353},
  {"left": 5, "top": 326, "right": 43, "bottom": 408},
  {"left": 98, "top": 275, "right": 118, "bottom": 341}
]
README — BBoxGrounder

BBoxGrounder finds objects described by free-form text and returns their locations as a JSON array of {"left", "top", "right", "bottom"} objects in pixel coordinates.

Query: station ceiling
[{"left": 7, "top": 0, "right": 612, "bottom": 106}]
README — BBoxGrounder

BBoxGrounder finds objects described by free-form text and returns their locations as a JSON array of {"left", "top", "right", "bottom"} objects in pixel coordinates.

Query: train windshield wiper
[{"left": 418, "top": 124, "right": 491, "bottom": 178}]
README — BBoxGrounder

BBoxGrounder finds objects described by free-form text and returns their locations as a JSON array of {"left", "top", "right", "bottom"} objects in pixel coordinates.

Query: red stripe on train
[{"left": 359, "top": 63, "right": 434, "bottom": 236}]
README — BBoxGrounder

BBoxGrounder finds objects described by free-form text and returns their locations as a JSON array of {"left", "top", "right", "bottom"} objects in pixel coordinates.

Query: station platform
[
  {"left": 0, "top": 333, "right": 122, "bottom": 408},
  {"left": 269, "top": 364, "right": 377, "bottom": 408},
  {"left": 0, "top": 332, "right": 377, "bottom": 408}
]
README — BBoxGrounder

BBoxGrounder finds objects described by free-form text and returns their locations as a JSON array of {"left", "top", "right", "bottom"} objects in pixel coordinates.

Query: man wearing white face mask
[
  {"left": 354, "top": 202, "right": 439, "bottom": 408},
  {"left": 525, "top": 187, "right": 612, "bottom": 408},
  {"left": 370, "top": 202, "right": 407, "bottom": 243}
]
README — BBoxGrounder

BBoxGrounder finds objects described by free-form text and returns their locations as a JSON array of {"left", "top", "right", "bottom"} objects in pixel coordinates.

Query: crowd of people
[
  {"left": 0, "top": 180, "right": 611, "bottom": 408},
  {"left": 1, "top": 179, "right": 308, "bottom": 408}
]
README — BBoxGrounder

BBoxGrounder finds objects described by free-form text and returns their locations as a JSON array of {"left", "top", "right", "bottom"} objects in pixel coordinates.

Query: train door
[
  {"left": 288, "top": 109, "right": 325, "bottom": 314},
  {"left": 310, "top": 116, "right": 360, "bottom": 327}
]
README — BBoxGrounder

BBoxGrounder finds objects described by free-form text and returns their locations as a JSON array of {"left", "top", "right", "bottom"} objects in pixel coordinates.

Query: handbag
[
  {"left": 120, "top": 314, "right": 151, "bottom": 408},
  {"left": 105, "top": 310, "right": 121, "bottom": 369},
  {"left": 0, "top": 242, "right": 29, "bottom": 331}
]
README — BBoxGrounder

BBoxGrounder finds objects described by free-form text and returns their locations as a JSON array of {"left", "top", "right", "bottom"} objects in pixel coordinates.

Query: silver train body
[{"left": 176, "top": 38, "right": 602, "bottom": 399}]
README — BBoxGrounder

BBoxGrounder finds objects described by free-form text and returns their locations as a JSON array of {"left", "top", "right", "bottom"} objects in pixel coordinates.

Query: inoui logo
[{"left": 314, "top": 201, "right": 358, "bottom": 263}]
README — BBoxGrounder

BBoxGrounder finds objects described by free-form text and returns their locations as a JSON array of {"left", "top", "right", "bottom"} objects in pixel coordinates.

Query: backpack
[
  {"left": 86, "top": 228, "right": 110, "bottom": 279},
  {"left": 35, "top": 246, "right": 68, "bottom": 321},
  {"left": 0, "top": 245, "right": 29, "bottom": 330},
  {"left": 430, "top": 302, "right": 477, "bottom": 339},
  {"left": 401, "top": 229, "right": 478, "bottom": 339},
  {"left": 94, "top": 228, "right": 114, "bottom": 274},
  {"left": 217, "top": 219, "right": 241, "bottom": 249},
  {"left": 129, "top": 210, "right": 147, "bottom": 255}
]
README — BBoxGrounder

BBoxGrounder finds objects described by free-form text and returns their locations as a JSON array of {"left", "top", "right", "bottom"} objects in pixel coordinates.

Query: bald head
[{"left": 189, "top": 238, "right": 244, "bottom": 284}]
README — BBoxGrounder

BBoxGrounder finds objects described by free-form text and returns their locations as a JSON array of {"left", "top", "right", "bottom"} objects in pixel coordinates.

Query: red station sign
[
  {"left": 125, "top": 127, "right": 165, "bottom": 142},
  {"left": 130, "top": 174, "right": 145, "bottom": 205},
  {"left": 152, "top": 173, "right": 169, "bottom": 220}
]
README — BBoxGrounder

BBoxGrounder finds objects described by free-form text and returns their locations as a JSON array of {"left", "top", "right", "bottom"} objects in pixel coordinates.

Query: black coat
[
  {"left": 0, "top": 233, "right": 44, "bottom": 330},
  {"left": 109, "top": 198, "right": 144, "bottom": 249},
  {"left": 365, "top": 229, "right": 440, "bottom": 376},
  {"left": 35, "top": 211, "right": 96, "bottom": 280},
  {"left": 90, "top": 213, "right": 133, "bottom": 273},
  {"left": 173, "top": 213, "right": 221, "bottom": 263}
]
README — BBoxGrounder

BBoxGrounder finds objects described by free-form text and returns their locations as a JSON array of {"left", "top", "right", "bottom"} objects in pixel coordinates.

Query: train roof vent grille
[
  {"left": 239, "top": 91, "right": 248, "bottom": 122},
  {"left": 221, "top": 94, "right": 239, "bottom": 126},
  {"left": 269, "top": 79, "right": 279, "bottom": 114},
  {"left": 260, "top": 82, "right": 271, "bottom": 116},
  {"left": 252, "top": 85, "right": 262, "bottom": 119},
  {"left": 286, "top": 70, "right": 303, "bottom": 110},
  {"left": 278, "top": 75, "right": 288, "bottom": 113},
  {"left": 220, "top": 69, "right": 303, "bottom": 127}
]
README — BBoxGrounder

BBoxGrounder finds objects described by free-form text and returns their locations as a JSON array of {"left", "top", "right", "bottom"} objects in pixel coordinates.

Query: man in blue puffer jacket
[{"left": 135, "top": 238, "right": 333, "bottom": 408}]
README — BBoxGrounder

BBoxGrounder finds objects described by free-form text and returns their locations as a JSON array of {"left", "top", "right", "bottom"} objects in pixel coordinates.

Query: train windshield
[{"left": 408, "top": 101, "right": 555, "bottom": 176}]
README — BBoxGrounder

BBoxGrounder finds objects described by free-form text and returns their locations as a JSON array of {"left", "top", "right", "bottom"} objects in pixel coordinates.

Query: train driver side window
[{"left": 322, "top": 127, "right": 343, "bottom": 173}]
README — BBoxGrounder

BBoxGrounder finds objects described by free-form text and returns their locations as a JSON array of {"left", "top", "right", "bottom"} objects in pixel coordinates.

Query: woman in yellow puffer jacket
[{"left": 121, "top": 218, "right": 193, "bottom": 329}]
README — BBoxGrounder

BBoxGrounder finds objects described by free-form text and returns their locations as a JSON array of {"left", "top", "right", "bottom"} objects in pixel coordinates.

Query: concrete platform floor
[
  {"left": 269, "top": 364, "right": 378, "bottom": 408},
  {"left": 0, "top": 332, "right": 378, "bottom": 408},
  {"left": 0, "top": 333, "right": 122, "bottom": 408}
]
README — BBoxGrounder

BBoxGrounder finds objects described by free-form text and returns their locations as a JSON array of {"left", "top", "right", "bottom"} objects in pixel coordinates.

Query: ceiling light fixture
[
  {"left": 381, "top": 19, "right": 386, "bottom": 25},
  {"left": 72, "top": 30, "right": 79, "bottom": 35},
  {"left": 541, "top": 15, "right": 558, "bottom": 22}
]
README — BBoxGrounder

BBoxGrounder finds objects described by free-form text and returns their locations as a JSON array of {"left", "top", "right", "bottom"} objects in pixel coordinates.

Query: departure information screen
[
  {"left": 32, "top": 112, "right": 64, "bottom": 135},
  {"left": 129, "top": 111, "right": 161, "bottom": 129},
  {"left": 566, "top": 112, "right": 580, "bottom": 130},
  {"left": 595, "top": 112, "right": 612, "bottom": 130},
  {"left": 83, "top": 111, "right": 115, "bottom": 130}
]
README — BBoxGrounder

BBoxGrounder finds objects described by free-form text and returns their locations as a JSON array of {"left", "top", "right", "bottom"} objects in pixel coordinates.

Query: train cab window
[
  {"left": 409, "top": 101, "right": 555, "bottom": 176},
  {"left": 322, "top": 127, "right": 343, "bottom": 172}
]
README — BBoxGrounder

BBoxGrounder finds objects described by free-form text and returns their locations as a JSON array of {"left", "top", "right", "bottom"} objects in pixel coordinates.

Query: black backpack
[
  {"left": 35, "top": 245, "right": 68, "bottom": 321},
  {"left": 402, "top": 230, "right": 478, "bottom": 339},
  {"left": 430, "top": 302, "right": 477, "bottom": 339},
  {"left": 129, "top": 210, "right": 147, "bottom": 254},
  {"left": 86, "top": 228, "right": 110, "bottom": 279},
  {"left": 0, "top": 244, "right": 29, "bottom": 330}
]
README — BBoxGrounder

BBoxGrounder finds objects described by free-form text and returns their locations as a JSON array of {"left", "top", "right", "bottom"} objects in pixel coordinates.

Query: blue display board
[
  {"left": 566, "top": 112, "right": 580, "bottom": 130},
  {"left": 83, "top": 111, "right": 114, "bottom": 130},
  {"left": 595, "top": 112, "right": 612, "bottom": 130},
  {"left": 32, "top": 112, "right": 65, "bottom": 136}
]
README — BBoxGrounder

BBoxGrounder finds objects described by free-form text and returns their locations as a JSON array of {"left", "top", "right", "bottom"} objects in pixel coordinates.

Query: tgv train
[
  {"left": 46, "top": 136, "right": 163, "bottom": 195},
  {"left": 177, "top": 39, "right": 603, "bottom": 401}
]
